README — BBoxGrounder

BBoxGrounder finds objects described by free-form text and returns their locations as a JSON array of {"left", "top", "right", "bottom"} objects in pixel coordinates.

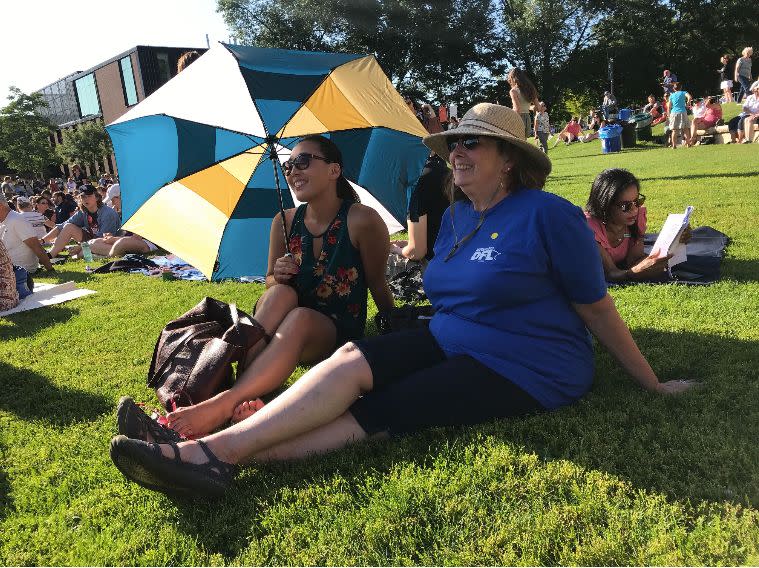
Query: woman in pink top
[
  {"left": 585, "top": 169, "right": 673, "bottom": 282},
  {"left": 557, "top": 117, "right": 582, "bottom": 144},
  {"left": 689, "top": 96, "right": 723, "bottom": 146}
]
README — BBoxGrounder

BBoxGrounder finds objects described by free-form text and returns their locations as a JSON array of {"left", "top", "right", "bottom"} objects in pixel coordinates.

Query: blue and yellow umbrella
[{"left": 106, "top": 43, "right": 430, "bottom": 280}]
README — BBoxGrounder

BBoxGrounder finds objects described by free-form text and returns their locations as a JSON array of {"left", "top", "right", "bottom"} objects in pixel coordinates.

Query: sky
[{"left": 0, "top": 0, "right": 231, "bottom": 101}]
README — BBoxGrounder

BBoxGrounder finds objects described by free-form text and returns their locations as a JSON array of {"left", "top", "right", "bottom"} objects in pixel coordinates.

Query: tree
[
  {"left": 56, "top": 120, "right": 113, "bottom": 175},
  {"left": 0, "top": 87, "right": 60, "bottom": 177},
  {"left": 493, "top": 0, "right": 608, "bottom": 106},
  {"left": 217, "top": 0, "right": 499, "bottom": 106}
]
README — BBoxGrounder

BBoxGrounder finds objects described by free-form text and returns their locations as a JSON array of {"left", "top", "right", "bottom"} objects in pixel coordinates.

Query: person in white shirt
[
  {"left": 16, "top": 197, "right": 48, "bottom": 239},
  {"left": 740, "top": 81, "right": 759, "bottom": 143},
  {"left": 104, "top": 183, "right": 121, "bottom": 214},
  {"left": 0, "top": 193, "right": 54, "bottom": 273}
]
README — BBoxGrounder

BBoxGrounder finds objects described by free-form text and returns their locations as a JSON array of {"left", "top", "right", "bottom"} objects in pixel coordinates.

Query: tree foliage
[
  {"left": 217, "top": 0, "right": 756, "bottom": 118},
  {"left": 494, "top": 0, "right": 607, "bottom": 105},
  {"left": 218, "top": 0, "right": 499, "bottom": 106},
  {"left": 0, "top": 87, "right": 60, "bottom": 177},
  {"left": 56, "top": 120, "right": 113, "bottom": 174}
]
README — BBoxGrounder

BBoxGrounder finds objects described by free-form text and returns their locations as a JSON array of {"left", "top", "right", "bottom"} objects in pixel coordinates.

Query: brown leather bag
[{"left": 147, "top": 297, "right": 269, "bottom": 411}]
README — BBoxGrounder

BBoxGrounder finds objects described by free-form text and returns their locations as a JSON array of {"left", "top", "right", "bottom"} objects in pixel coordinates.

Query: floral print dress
[
  {"left": 288, "top": 199, "right": 368, "bottom": 344},
  {"left": 0, "top": 240, "right": 19, "bottom": 311}
]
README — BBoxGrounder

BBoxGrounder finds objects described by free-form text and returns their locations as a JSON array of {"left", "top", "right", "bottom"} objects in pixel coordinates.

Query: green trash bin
[
  {"left": 630, "top": 112, "right": 653, "bottom": 141},
  {"left": 621, "top": 122, "right": 637, "bottom": 148}
]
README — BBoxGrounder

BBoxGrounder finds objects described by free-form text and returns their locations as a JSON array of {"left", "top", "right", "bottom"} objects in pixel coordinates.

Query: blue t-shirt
[
  {"left": 423, "top": 188, "right": 607, "bottom": 410},
  {"left": 62, "top": 205, "right": 121, "bottom": 237},
  {"left": 669, "top": 90, "right": 688, "bottom": 113}
]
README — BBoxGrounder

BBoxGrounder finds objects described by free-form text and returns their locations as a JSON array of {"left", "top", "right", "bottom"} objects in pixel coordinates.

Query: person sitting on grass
[
  {"left": 390, "top": 153, "right": 450, "bottom": 263},
  {"left": 727, "top": 81, "right": 759, "bottom": 143},
  {"left": 0, "top": 240, "right": 20, "bottom": 311},
  {"left": 110, "top": 104, "right": 698, "bottom": 498},
  {"left": 585, "top": 168, "right": 690, "bottom": 282},
  {"left": 32, "top": 196, "right": 57, "bottom": 230},
  {"left": 580, "top": 113, "right": 605, "bottom": 143},
  {"left": 555, "top": 117, "right": 582, "bottom": 145},
  {"left": 155, "top": 135, "right": 394, "bottom": 439},
  {"left": 16, "top": 197, "right": 48, "bottom": 239},
  {"left": 740, "top": 81, "right": 759, "bottom": 144},
  {"left": 688, "top": 96, "right": 723, "bottom": 146},
  {"left": 51, "top": 191, "right": 77, "bottom": 227},
  {"left": 0, "top": 193, "right": 54, "bottom": 274},
  {"left": 42, "top": 185, "right": 121, "bottom": 258},
  {"left": 643, "top": 94, "right": 662, "bottom": 119}
]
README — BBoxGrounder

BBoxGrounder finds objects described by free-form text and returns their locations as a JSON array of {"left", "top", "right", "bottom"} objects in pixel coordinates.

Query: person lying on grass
[
  {"left": 584, "top": 168, "right": 690, "bottom": 282},
  {"left": 160, "top": 135, "right": 393, "bottom": 439},
  {"left": 110, "top": 104, "right": 698, "bottom": 498}
]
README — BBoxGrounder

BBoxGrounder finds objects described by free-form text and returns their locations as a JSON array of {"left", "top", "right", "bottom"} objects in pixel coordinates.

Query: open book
[{"left": 651, "top": 206, "right": 694, "bottom": 267}]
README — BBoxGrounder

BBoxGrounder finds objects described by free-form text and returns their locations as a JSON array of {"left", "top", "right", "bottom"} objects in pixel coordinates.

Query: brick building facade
[{"left": 37, "top": 45, "right": 206, "bottom": 178}]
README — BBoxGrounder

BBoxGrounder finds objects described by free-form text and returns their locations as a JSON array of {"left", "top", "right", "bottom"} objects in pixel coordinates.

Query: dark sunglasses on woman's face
[
  {"left": 615, "top": 193, "right": 646, "bottom": 213},
  {"left": 282, "top": 153, "right": 332, "bottom": 175},
  {"left": 447, "top": 136, "right": 481, "bottom": 152}
]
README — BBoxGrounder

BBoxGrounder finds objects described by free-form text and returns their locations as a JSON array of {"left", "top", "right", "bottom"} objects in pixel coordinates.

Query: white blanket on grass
[{"left": 0, "top": 281, "right": 96, "bottom": 317}]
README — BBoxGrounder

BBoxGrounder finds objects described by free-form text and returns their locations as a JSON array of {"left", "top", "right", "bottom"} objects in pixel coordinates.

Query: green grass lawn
[{"left": 2, "top": 138, "right": 759, "bottom": 565}]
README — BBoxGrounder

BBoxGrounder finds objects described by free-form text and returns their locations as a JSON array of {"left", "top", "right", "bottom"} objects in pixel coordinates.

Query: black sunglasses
[
  {"left": 282, "top": 153, "right": 332, "bottom": 175},
  {"left": 615, "top": 193, "right": 646, "bottom": 213},
  {"left": 447, "top": 136, "right": 481, "bottom": 153}
]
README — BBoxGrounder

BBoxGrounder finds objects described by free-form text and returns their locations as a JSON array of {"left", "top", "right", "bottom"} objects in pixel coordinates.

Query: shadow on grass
[
  {"left": 551, "top": 145, "right": 654, "bottom": 160},
  {"left": 34, "top": 269, "right": 94, "bottom": 285},
  {"left": 161, "top": 328, "right": 758, "bottom": 558},
  {"left": 639, "top": 171, "right": 759, "bottom": 182},
  {"left": 0, "top": 306, "right": 78, "bottom": 341},
  {"left": 0, "top": 361, "right": 111, "bottom": 426},
  {"left": 721, "top": 257, "right": 759, "bottom": 282},
  {"left": 0, "top": 444, "right": 11, "bottom": 523}
]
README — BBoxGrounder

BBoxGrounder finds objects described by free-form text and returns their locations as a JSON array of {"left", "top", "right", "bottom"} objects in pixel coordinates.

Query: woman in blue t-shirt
[{"left": 110, "top": 105, "right": 698, "bottom": 497}]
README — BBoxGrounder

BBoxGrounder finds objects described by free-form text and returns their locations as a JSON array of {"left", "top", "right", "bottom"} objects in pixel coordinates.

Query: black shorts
[{"left": 348, "top": 328, "right": 545, "bottom": 436}]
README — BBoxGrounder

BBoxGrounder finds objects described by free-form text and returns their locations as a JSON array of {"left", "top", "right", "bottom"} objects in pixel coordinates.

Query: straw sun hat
[{"left": 423, "top": 103, "right": 552, "bottom": 178}]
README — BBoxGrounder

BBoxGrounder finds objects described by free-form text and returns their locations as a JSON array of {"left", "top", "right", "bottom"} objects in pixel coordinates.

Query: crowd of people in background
[
  {"left": 2, "top": 46, "right": 756, "bottom": 311},
  {"left": 0, "top": 168, "right": 129, "bottom": 310}
]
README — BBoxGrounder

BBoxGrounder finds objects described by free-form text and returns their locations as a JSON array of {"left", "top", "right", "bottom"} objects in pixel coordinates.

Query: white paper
[
  {"left": 651, "top": 206, "right": 693, "bottom": 267},
  {"left": 0, "top": 281, "right": 96, "bottom": 317}
]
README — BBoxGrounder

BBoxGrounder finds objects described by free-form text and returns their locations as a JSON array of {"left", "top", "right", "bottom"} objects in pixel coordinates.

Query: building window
[
  {"left": 156, "top": 52, "right": 172, "bottom": 84},
  {"left": 74, "top": 73, "right": 100, "bottom": 118},
  {"left": 119, "top": 56, "right": 139, "bottom": 106}
]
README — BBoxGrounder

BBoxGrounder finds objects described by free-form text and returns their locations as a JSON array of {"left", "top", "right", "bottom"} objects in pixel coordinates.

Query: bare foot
[
  {"left": 231, "top": 399, "right": 265, "bottom": 424},
  {"left": 166, "top": 399, "right": 231, "bottom": 438}
]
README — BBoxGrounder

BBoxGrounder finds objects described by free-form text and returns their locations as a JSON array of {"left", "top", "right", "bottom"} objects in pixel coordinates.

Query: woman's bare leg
[
  {"left": 109, "top": 236, "right": 150, "bottom": 256},
  {"left": 745, "top": 117, "right": 757, "bottom": 142},
  {"left": 166, "top": 304, "right": 337, "bottom": 437},
  {"left": 160, "top": 342, "right": 374, "bottom": 464},
  {"left": 48, "top": 224, "right": 84, "bottom": 257},
  {"left": 87, "top": 238, "right": 112, "bottom": 256}
]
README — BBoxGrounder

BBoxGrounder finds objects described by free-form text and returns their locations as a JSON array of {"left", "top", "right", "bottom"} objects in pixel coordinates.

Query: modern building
[{"left": 37, "top": 45, "right": 206, "bottom": 177}]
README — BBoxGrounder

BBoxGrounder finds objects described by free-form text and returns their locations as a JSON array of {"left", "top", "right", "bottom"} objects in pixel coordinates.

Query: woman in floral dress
[{"left": 164, "top": 135, "right": 394, "bottom": 438}]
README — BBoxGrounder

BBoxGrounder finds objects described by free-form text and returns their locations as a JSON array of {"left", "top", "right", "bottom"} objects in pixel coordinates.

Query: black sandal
[
  {"left": 110, "top": 436, "right": 238, "bottom": 497},
  {"left": 109, "top": 435, "right": 190, "bottom": 496},
  {"left": 116, "top": 396, "right": 183, "bottom": 444}
]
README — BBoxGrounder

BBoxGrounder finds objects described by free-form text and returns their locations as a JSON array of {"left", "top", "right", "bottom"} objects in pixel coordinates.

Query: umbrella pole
[{"left": 268, "top": 140, "right": 291, "bottom": 255}]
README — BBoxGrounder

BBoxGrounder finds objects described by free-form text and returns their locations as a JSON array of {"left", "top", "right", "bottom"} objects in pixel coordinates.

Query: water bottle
[{"left": 81, "top": 241, "right": 93, "bottom": 272}]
